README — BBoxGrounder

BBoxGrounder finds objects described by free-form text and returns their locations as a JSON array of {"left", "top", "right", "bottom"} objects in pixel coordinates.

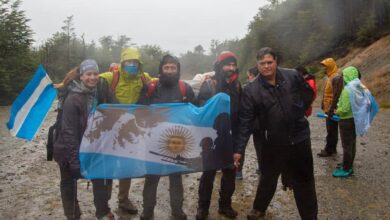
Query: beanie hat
[
  {"left": 217, "top": 51, "right": 237, "bottom": 66},
  {"left": 120, "top": 48, "right": 141, "bottom": 63},
  {"left": 79, "top": 59, "right": 99, "bottom": 75}
]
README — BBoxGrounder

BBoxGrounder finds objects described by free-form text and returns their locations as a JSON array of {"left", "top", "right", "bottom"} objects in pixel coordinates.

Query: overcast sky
[{"left": 20, "top": 0, "right": 268, "bottom": 55}]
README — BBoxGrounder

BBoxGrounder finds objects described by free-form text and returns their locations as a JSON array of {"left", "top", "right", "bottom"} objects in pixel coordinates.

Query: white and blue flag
[
  {"left": 79, "top": 93, "right": 233, "bottom": 179},
  {"left": 6, "top": 65, "right": 57, "bottom": 141}
]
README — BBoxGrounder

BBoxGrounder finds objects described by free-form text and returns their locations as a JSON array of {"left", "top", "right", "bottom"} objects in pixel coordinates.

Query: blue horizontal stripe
[
  {"left": 16, "top": 84, "right": 57, "bottom": 140},
  {"left": 7, "top": 65, "right": 47, "bottom": 130},
  {"left": 97, "top": 93, "right": 230, "bottom": 128},
  {"left": 80, "top": 152, "right": 191, "bottom": 179}
]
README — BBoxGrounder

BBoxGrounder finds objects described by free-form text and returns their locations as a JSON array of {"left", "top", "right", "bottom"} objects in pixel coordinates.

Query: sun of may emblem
[{"left": 158, "top": 125, "right": 195, "bottom": 158}]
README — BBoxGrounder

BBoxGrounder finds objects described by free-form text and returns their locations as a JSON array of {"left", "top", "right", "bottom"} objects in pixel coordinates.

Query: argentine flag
[
  {"left": 80, "top": 93, "right": 233, "bottom": 179},
  {"left": 6, "top": 65, "right": 57, "bottom": 141}
]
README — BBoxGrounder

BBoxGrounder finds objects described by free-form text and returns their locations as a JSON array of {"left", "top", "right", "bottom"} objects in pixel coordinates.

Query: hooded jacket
[
  {"left": 53, "top": 79, "right": 116, "bottom": 171},
  {"left": 336, "top": 67, "right": 360, "bottom": 119},
  {"left": 100, "top": 48, "right": 152, "bottom": 104},
  {"left": 138, "top": 55, "right": 195, "bottom": 105},
  {"left": 197, "top": 57, "right": 241, "bottom": 153},
  {"left": 321, "top": 58, "right": 339, "bottom": 113}
]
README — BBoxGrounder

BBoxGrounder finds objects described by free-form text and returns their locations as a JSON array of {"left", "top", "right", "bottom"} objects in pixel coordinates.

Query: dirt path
[{"left": 1, "top": 105, "right": 389, "bottom": 220}]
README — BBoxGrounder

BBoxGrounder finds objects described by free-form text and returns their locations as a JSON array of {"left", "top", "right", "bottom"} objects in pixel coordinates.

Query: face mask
[{"left": 124, "top": 64, "right": 138, "bottom": 75}]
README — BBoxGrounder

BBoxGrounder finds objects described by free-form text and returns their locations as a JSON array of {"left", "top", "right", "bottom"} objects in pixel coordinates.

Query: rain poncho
[{"left": 336, "top": 66, "right": 379, "bottom": 136}]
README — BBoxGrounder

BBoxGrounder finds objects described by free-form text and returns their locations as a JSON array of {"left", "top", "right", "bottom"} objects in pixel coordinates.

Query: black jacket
[
  {"left": 53, "top": 78, "right": 117, "bottom": 171},
  {"left": 138, "top": 80, "right": 195, "bottom": 105},
  {"left": 197, "top": 73, "right": 241, "bottom": 153},
  {"left": 235, "top": 67, "right": 313, "bottom": 152}
]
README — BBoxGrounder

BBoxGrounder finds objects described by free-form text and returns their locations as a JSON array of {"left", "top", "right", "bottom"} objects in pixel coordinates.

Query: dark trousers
[
  {"left": 198, "top": 167, "right": 235, "bottom": 209},
  {"left": 253, "top": 139, "right": 318, "bottom": 220},
  {"left": 239, "top": 130, "right": 263, "bottom": 172},
  {"left": 339, "top": 118, "right": 356, "bottom": 170},
  {"left": 143, "top": 174, "right": 183, "bottom": 213},
  {"left": 59, "top": 166, "right": 112, "bottom": 219},
  {"left": 325, "top": 117, "right": 339, "bottom": 153}
]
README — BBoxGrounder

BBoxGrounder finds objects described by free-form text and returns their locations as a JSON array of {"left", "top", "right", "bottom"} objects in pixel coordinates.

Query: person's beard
[{"left": 159, "top": 73, "right": 180, "bottom": 87}]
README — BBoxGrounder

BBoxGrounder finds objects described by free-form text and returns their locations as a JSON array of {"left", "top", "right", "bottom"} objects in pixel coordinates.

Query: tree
[{"left": 0, "top": 0, "right": 38, "bottom": 105}]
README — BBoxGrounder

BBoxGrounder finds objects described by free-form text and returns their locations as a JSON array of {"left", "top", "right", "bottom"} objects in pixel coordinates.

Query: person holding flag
[
  {"left": 100, "top": 47, "right": 153, "bottom": 214},
  {"left": 137, "top": 54, "right": 194, "bottom": 220},
  {"left": 53, "top": 59, "right": 116, "bottom": 220},
  {"left": 196, "top": 51, "right": 241, "bottom": 220}
]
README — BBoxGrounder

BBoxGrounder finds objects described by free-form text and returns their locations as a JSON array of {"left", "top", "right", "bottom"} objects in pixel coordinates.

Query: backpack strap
[
  {"left": 146, "top": 79, "right": 159, "bottom": 98},
  {"left": 178, "top": 80, "right": 187, "bottom": 101},
  {"left": 110, "top": 69, "right": 120, "bottom": 93}
]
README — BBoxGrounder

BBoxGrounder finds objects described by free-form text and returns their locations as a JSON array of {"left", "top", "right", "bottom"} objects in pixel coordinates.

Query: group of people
[
  {"left": 317, "top": 58, "right": 369, "bottom": 178},
  {"left": 52, "top": 45, "right": 373, "bottom": 220}
]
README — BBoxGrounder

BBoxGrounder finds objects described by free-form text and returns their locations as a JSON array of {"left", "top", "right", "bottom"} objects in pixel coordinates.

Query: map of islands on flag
[{"left": 79, "top": 93, "right": 234, "bottom": 179}]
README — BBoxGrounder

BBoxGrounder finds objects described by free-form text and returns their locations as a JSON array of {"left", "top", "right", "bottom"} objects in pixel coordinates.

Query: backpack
[
  {"left": 146, "top": 79, "right": 187, "bottom": 101},
  {"left": 46, "top": 79, "right": 106, "bottom": 161}
]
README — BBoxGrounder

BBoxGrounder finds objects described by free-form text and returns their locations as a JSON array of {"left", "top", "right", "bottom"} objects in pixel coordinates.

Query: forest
[{"left": 1, "top": 0, "right": 390, "bottom": 105}]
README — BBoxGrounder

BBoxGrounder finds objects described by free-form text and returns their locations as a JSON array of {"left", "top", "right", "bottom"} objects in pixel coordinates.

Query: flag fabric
[
  {"left": 6, "top": 65, "right": 57, "bottom": 141},
  {"left": 346, "top": 79, "right": 379, "bottom": 136},
  {"left": 79, "top": 93, "right": 233, "bottom": 179}
]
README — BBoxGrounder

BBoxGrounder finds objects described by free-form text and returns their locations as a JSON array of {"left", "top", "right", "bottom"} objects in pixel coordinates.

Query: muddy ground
[{"left": 0, "top": 104, "right": 389, "bottom": 220}]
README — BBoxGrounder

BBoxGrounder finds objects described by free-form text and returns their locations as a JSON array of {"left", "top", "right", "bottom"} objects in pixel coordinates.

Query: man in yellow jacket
[
  {"left": 100, "top": 47, "right": 152, "bottom": 214},
  {"left": 318, "top": 58, "right": 343, "bottom": 157}
]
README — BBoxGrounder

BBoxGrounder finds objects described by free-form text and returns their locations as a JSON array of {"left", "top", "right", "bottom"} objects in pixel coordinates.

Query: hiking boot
[
  {"left": 118, "top": 199, "right": 138, "bottom": 214},
  {"left": 98, "top": 212, "right": 115, "bottom": 220},
  {"left": 218, "top": 206, "right": 238, "bottom": 219},
  {"left": 235, "top": 171, "right": 243, "bottom": 180},
  {"left": 332, "top": 168, "right": 353, "bottom": 177},
  {"left": 317, "top": 149, "right": 336, "bottom": 157},
  {"left": 247, "top": 209, "right": 265, "bottom": 220},
  {"left": 195, "top": 208, "right": 209, "bottom": 220},
  {"left": 140, "top": 211, "right": 154, "bottom": 220},
  {"left": 172, "top": 209, "right": 187, "bottom": 220}
]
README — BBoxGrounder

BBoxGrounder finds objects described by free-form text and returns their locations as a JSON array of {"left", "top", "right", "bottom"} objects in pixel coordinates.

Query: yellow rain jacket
[
  {"left": 100, "top": 48, "right": 152, "bottom": 104},
  {"left": 321, "top": 58, "right": 339, "bottom": 113}
]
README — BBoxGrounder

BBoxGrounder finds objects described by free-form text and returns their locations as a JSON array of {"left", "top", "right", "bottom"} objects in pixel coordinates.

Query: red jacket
[{"left": 305, "top": 76, "right": 317, "bottom": 116}]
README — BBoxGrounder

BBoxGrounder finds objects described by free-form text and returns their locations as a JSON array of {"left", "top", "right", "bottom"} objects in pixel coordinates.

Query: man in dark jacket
[
  {"left": 138, "top": 54, "right": 194, "bottom": 220},
  {"left": 235, "top": 47, "right": 318, "bottom": 220},
  {"left": 196, "top": 51, "right": 241, "bottom": 220}
]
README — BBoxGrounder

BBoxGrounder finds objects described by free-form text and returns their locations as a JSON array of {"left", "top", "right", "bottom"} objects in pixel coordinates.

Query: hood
[
  {"left": 342, "top": 66, "right": 359, "bottom": 84},
  {"left": 320, "top": 58, "right": 338, "bottom": 77},
  {"left": 158, "top": 54, "right": 181, "bottom": 87},
  {"left": 120, "top": 48, "right": 141, "bottom": 63},
  {"left": 119, "top": 48, "right": 143, "bottom": 77},
  {"left": 69, "top": 80, "right": 96, "bottom": 94}
]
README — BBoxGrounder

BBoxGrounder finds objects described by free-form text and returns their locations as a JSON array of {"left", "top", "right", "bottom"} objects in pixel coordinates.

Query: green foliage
[
  {"left": 0, "top": 0, "right": 38, "bottom": 105},
  {"left": 238, "top": 0, "right": 390, "bottom": 71},
  {"left": 139, "top": 45, "right": 167, "bottom": 77}
]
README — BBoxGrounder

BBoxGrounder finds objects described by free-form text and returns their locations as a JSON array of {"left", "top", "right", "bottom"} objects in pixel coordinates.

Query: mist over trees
[{"left": 1, "top": 0, "right": 390, "bottom": 104}]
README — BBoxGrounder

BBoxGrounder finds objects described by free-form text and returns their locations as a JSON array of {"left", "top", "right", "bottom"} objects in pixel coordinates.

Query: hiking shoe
[
  {"left": 118, "top": 199, "right": 138, "bottom": 214},
  {"left": 247, "top": 209, "right": 265, "bottom": 220},
  {"left": 172, "top": 209, "right": 187, "bottom": 220},
  {"left": 98, "top": 212, "right": 115, "bottom": 220},
  {"left": 195, "top": 208, "right": 209, "bottom": 220},
  {"left": 332, "top": 168, "right": 353, "bottom": 177},
  {"left": 140, "top": 211, "right": 154, "bottom": 220},
  {"left": 236, "top": 171, "right": 243, "bottom": 180},
  {"left": 317, "top": 149, "right": 336, "bottom": 157},
  {"left": 218, "top": 206, "right": 238, "bottom": 219}
]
